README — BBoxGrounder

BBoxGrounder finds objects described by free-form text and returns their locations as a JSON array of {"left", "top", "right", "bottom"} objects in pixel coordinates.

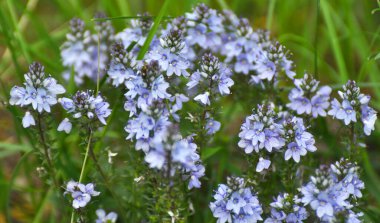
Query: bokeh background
[{"left": 1, "top": 0, "right": 380, "bottom": 222}]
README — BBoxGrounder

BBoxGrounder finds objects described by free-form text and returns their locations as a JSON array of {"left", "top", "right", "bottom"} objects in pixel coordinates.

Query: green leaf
[
  {"left": 201, "top": 147, "right": 222, "bottom": 161},
  {"left": 320, "top": 0, "right": 349, "bottom": 83},
  {"left": 0, "top": 142, "right": 32, "bottom": 158},
  {"left": 137, "top": 0, "right": 174, "bottom": 60}
]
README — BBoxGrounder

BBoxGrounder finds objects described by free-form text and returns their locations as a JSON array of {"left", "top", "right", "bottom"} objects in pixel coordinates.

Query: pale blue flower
[
  {"left": 58, "top": 118, "right": 72, "bottom": 133},
  {"left": 22, "top": 111, "right": 35, "bottom": 128},
  {"left": 151, "top": 75, "right": 170, "bottom": 99},
  {"left": 194, "top": 92, "right": 210, "bottom": 105},
  {"left": 206, "top": 118, "right": 221, "bottom": 135},
  {"left": 95, "top": 209, "right": 118, "bottom": 223},
  {"left": 256, "top": 157, "right": 271, "bottom": 172}
]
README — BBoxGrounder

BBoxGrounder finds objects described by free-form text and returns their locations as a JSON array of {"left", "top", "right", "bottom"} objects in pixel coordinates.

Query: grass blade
[
  {"left": 320, "top": 0, "right": 349, "bottom": 83},
  {"left": 137, "top": 0, "right": 174, "bottom": 60}
]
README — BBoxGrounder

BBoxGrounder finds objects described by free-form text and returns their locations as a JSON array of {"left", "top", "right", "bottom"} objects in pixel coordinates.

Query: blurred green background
[{"left": 1, "top": 0, "right": 380, "bottom": 222}]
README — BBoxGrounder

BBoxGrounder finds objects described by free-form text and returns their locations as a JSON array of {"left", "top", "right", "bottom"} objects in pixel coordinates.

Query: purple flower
[
  {"left": 167, "top": 58, "right": 189, "bottom": 77},
  {"left": 210, "top": 178, "right": 263, "bottom": 223},
  {"left": 226, "top": 192, "right": 247, "bottom": 214},
  {"left": 206, "top": 118, "right": 221, "bottom": 135},
  {"left": 64, "top": 181, "right": 100, "bottom": 209},
  {"left": 310, "top": 192, "right": 334, "bottom": 218},
  {"left": 361, "top": 105, "right": 377, "bottom": 136},
  {"left": 125, "top": 113, "right": 155, "bottom": 140},
  {"left": 284, "top": 142, "right": 307, "bottom": 163},
  {"left": 151, "top": 75, "right": 170, "bottom": 99},
  {"left": 72, "top": 191, "right": 91, "bottom": 209}
]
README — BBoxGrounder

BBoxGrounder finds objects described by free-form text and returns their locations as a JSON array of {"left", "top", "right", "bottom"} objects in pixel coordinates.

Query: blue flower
[
  {"left": 72, "top": 191, "right": 91, "bottom": 209},
  {"left": 300, "top": 160, "right": 364, "bottom": 222},
  {"left": 210, "top": 178, "right": 263, "bottom": 223},
  {"left": 361, "top": 105, "right": 377, "bottom": 136},
  {"left": 287, "top": 74, "right": 331, "bottom": 118},
  {"left": 22, "top": 111, "right": 35, "bottom": 128},
  {"left": 60, "top": 91, "right": 111, "bottom": 126},
  {"left": 205, "top": 118, "right": 221, "bottom": 135},
  {"left": 125, "top": 113, "right": 155, "bottom": 140},
  {"left": 226, "top": 192, "right": 247, "bottom": 214},
  {"left": 144, "top": 143, "right": 166, "bottom": 169},
  {"left": 64, "top": 181, "right": 100, "bottom": 209},
  {"left": 10, "top": 62, "right": 65, "bottom": 118},
  {"left": 310, "top": 192, "right": 334, "bottom": 218},
  {"left": 95, "top": 209, "right": 118, "bottom": 223},
  {"left": 57, "top": 118, "right": 72, "bottom": 133},
  {"left": 194, "top": 92, "right": 210, "bottom": 105},
  {"left": 329, "top": 80, "right": 377, "bottom": 135},
  {"left": 256, "top": 157, "right": 271, "bottom": 172},
  {"left": 151, "top": 75, "right": 170, "bottom": 99},
  {"left": 264, "top": 209, "right": 286, "bottom": 223}
]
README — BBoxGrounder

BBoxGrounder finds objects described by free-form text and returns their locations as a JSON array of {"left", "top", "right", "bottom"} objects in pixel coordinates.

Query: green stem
[
  {"left": 266, "top": 0, "right": 277, "bottom": 30},
  {"left": 88, "top": 143, "right": 129, "bottom": 221},
  {"left": 70, "top": 133, "right": 93, "bottom": 223},
  {"left": 37, "top": 113, "right": 59, "bottom": 187}
]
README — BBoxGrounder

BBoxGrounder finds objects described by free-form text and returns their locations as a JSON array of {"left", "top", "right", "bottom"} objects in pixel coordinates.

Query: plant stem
[
  {"left": 36, "top": 113, "right": 59, "bottom": 187},
  {"left": 70, "top": 132, "right": 93, "bottom": 223},
  {"left": 88, "top": 140, "right": 129, "bottom": 221}
]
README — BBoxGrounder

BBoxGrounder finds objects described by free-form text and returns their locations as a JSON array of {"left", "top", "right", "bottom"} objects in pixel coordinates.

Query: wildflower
[
  {"left": 256, "top": 157, "right": 271, "bottom": 172},
  {"left": 287, "top": 73, "right": 331, "bottom": 118},
  {"left": 107, "top": 42, "right": 137, "bottom": 87},
  {"left": 95, "top": 209, "right": 118, "bottom": 223},
  {"left": 144, "top": 132, "right": 205, "bottom": 189},
  {"left": 57, "top": 118, "right": 72, "bottom": 133},
  {"left": 59, "top": 90, "right": 111, "bottom": 126},
  {"left": 265, "top": 193, "right": 308, "bottom": 223},
  {"left": 300, "top": 159, "right": 364, "bottom": 222},
  {"left": 188, "top": 53, "right": 234, "bottom": 109},
  {"left": 238, "top": 103, "right": 284, "bottom": 154},
  {"left": 210, "top": 177, "right": 263, "bottom": 223},
  {"left": 22, "top": 111, "right": 36, "bottom": 128},
  {"left": 328, "top": 80, "right": 377, "bottom": 135},
  {"left": 205, "top": 118, "right": 221, "bottom": 135},
  {"left": 194, "top": 92, "right": 210, "bottom": 105},
  {"left": 61, "top": 14, "right": 114, "bottom": 85},
  {"left": 10, "top": 62, "right": 65, "bottom": 113},
  {"left": 64, "top": 181, "right": 100, "bottom": 209}
]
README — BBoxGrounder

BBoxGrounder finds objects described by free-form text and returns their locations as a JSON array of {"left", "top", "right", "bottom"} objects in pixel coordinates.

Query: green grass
[{"left": 1, "top": 0, "right": 380, "bottom": 222}]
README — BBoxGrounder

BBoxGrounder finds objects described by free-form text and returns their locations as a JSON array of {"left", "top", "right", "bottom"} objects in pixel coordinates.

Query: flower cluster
[
  {"left": 287, "top": 73, "right": 331, "bottom": 118},
  {"left": 58, "top": 90, "right": 111, "bottom": 133},
  {"left": 188, "top": 53, "right": 234, "bottom": 104},
  {"left": 123, "top": 60, "right": 179, "bottom": 149},
  {"left": 61, "top": 14, "right": 114, "bottom": 85},
  {"left": 144, "top": 129, "right": 205, "bottom": 189},
  {"left": 107, "top": 42, "right": 137, "bottom": 87},
  {"left": 95, "top": 209, "right": 118, "bottom": 223},
  {"left": 210, "top": 177, "right": 263, "bottom": 223},
  {"left": 64, "top": 181, "right": 100, "bottom": 209},
  {"left": 184, "top": 4, "right": 224, "bottom": 52},
  {"left": 264, "top": 193, "right": 308, "bottom": 223},
  {"left": 9, "top": 62, "right": 65, "bottom": 128},
  {"left": 328, "top": 80, "right": 377, "bottom": 135},
  {"left": 300, "top": 159, "right": 364, "bottom": 222},
  {"left": 238, "top": 103, "right": 316, "bottom": 172},
  {"left": 147, "top": 29, "right": 191, "bottom": 77},
  {"left": 116, "top": 13, "right": 155, "bottom": 56}
]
